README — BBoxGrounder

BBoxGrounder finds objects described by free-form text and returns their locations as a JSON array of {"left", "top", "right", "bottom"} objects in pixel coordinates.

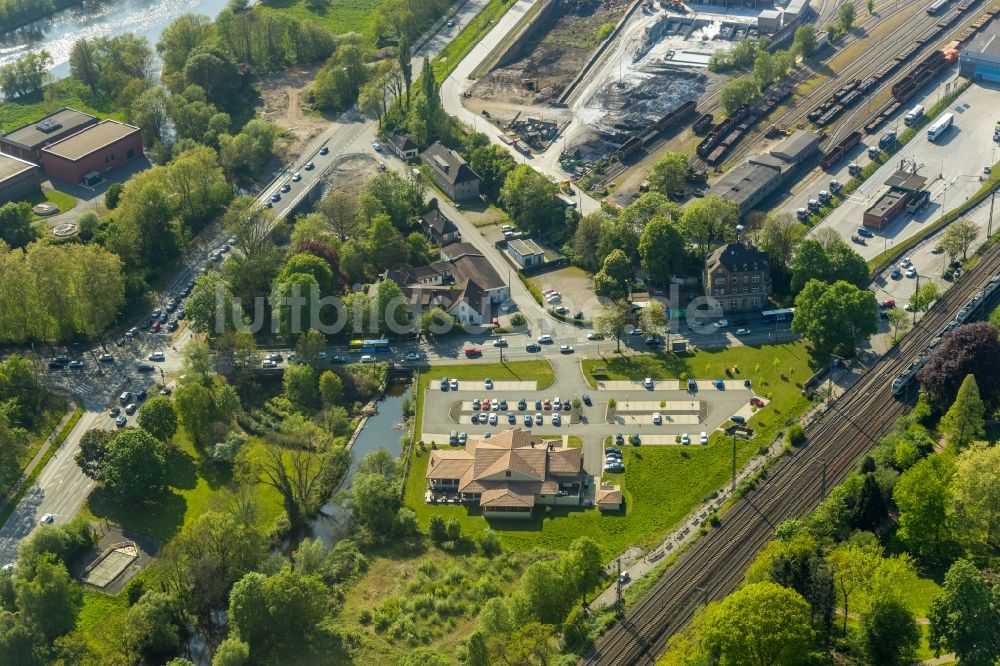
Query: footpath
[{"left": 0, "top": 402, "right": 79, "bottom": 515}]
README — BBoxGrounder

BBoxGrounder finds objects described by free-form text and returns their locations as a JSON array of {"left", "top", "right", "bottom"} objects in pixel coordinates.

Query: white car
[
  {"left": 449, "top": 379, "right": 459, "bottom": 390},
  {"left": 537, "top": 334, "right": 553, "bottom": 344},
  {"left": 372, "top": 141, "right": 383, "bottom": 152},
  {"left": 714, "top": 319, "right": 728, "bottom": 328},
  {"left": 699, "top": 432, "right": 709, "bottom": 444},
  {"left": 901, "top": 257, "right": 912, "bottom": 268},
  {"left": 905, "top": 267, "right": 917, "bottom": 278},
  {"left": 488, "top": 413, "right": 498, "bottom": 425},
  {"left": 586, "top": 332, "right": 604, "bottom": 340},
  {"left": 404, "top": 352, "right": 420, "bottom": 361},
  {"left": 736, "top": 328, "right": 751, "bottom": 336},
  {"left": 681, "top": 433, "right": 691, "bottom": 445},
  {"left": 652, "top": 412, "right": 662, "bottom": 425},
  {"left": 560, "top": 344, "right": 574, "bottom": 354},
  {"left": 643, "top": 377, "right": 653, "bottom": 389},
  {"left": 552, "top": 413, "right": 561, "bottom": 426},
  {"left": 39, "top": 513, "right": 54, "bottom": 525},
  {"left": 148, "top": 351, "right": 165, "bottom": 362},
  {"left": 360, "top": 354, "right": 375, "bottom": 363},
  {"left": 261, "top": 359, "right": 277, "bottom": 368}
]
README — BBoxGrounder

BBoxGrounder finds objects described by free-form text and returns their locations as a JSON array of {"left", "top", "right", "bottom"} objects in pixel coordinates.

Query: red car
[
  {"left": 750, "top": 397, "right": 765, "bottom": 408},
  {"left": 465, "top": 347, "right": 482, "bottom": 358},
  {"left": 542, "top": 399, "right": 552, "bottom": 410},
  {"left": 879, "top": 299, "right": 895, "bottom": 309},
  {"left": 150, "top": 321, "right": 161, "bottom": 333}
]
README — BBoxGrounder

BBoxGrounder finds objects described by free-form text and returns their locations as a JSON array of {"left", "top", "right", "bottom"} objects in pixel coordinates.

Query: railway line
[{"left": 581, "top": 239, "right": 1000, "bottom": 666}]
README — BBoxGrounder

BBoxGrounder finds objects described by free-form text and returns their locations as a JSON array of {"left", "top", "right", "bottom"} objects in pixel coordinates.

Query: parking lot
[
  {"left": 421, "top": 370, "right": 757, "bottom": 477},
  {"left": 782, "top": 78, "right": 999, "bottom": 259}
]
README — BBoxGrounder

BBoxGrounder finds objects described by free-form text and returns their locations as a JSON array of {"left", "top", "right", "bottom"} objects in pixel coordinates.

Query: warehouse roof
[
  {"left": 40, "top": 120, "right": 140, "bottom": 162},
  {"left": 965, "top": 20, "right": 1000, "bottom": 58},
  {"left": 1, "top": 108, "right": 97, "bottom": 150},
  {"left": 707, "top": 162, "right": 781, "bottom": 209},
  {"left": 769, "top": 130, "right": 821, "bottom": 164},
  {"left": 884, "top": 169, "right": 926, "bottom": 192},
  {"left": 0, "top": 153, "right": 39, "bottom": 181}
]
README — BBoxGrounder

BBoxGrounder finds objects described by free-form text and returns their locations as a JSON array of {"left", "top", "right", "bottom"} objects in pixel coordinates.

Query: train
[
  {"left": 891, "top": 275, "right": 1000, "bottom": 395},
  {"left": 927, "top": 0, "right": 950, "bottom": 15}
]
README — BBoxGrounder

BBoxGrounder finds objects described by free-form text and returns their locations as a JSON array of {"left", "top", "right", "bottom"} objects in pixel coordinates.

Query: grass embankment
[
  {"left": 0, "top": 79, "right": 124, "bottom": 134},
  {"left": 83, "top": 427, "right": 285, "bottom": 546},
  {"left": 433, "top": 0, "right": 519, "bottom": 82},
  {"left": 259, "top": 0, "right": 381, "bottom": 42}
]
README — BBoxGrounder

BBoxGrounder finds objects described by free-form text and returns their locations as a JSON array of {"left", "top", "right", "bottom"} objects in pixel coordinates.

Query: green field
[
  {"left": 0, "top": 78, "right": 124, "bottom": 135},
  {"left": 258, "top": 0, "right": 381, "bottom": 42},
  {"left": 432, "top": 0, "right": 517, "bottom": 81},
  {"left": 83, "top": 428, "right": 285, "bottom": 546}
]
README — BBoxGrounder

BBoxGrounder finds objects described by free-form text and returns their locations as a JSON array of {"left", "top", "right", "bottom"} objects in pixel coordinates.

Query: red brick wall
[{"left": 41, "top": 131, "right": 144, "bottom": 184}]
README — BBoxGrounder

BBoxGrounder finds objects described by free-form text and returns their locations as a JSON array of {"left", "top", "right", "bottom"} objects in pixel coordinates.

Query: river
[
  {"left": 310, "top": 380, "right": 413, "bottom": 547},
  {"left": 0, "top": 0, "right": 232, "bottom": 80}
]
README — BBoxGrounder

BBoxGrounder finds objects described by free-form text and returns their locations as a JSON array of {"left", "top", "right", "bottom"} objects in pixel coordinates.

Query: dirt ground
[
  {"left": 471, "top": 0, "right": 630, "bottom": 106},
  {"left": 320, "top": 153, "right": 382, "bottom": 198},
  {"left": 257, "top": 66, "right": 329, "bottom": 162},
  {"left": 530, "top": 265, "right": 601, "bottom": 318}
]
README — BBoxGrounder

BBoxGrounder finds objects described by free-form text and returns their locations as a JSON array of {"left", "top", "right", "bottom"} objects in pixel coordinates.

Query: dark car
[
  {"left": 517, "top": 399, "right": 527, "bottom": 411},
  {"left": 525, "top": 343, "right": 541, "bottom": 352},
  {"left": 137, "top": 363, "right": 155, "bottom": 372},
  {"left": 319, "top": 146, "right": 329, "bottom": 155},
  {"left": 582, "top": 393, "right": 591, "bottom": 405},
  {"left": 136, "top": 389, "right": 147, "bottom": 401},
  {"left": 614, "top": 433, "right": 624, "bottom": 445},
  {"left": 730, "top": 414, "right": 746, "bottom": 424},
  {"left": 630, "top": 433, "right": 641, "bottom": 446}
]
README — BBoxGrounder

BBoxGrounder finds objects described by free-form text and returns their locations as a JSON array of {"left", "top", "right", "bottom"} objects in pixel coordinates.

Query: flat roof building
[
  {"left": 40, "top": 120, "right": 143, "bottom": 186},
  {"left": 0, "top": 108, "right": 98, "bottom": 162},
  {"left": 0, "top": 153, "right": 42, "bottom": 205},
  {"left": 508, "top": 238, "right": 545, "bottom": 268},
  {"left": 959, "top": 19, "right": 1000, "bottom": 82}
]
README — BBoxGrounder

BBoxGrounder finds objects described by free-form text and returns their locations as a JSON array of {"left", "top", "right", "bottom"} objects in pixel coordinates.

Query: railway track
[{"left": 581, "top": 240, "right": 1000, "bottom": 666}]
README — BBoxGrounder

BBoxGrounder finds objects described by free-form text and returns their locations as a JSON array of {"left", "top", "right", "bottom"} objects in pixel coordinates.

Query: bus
[
  {"left": 349, "top": 339, "right": 391, "bottom": 353},
  {"left": 761, "top": 308, "right": 795, "bottom": 323},
  {"left": 927, "top": 112, "right": 953, "bottom": 142}
]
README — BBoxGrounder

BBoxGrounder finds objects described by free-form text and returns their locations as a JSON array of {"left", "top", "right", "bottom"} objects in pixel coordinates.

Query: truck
[
  {"left": 879, "top": 130, "right": 897, "bottom": 149},
  {"left": 904, "top": 104, "right": 924, "bottom": 125},
  {"left": 906, "top": 190, "right": 930, "bottom": 213},
  {"left": 927, "top": 112, "right": 954, "bottom": 141}
]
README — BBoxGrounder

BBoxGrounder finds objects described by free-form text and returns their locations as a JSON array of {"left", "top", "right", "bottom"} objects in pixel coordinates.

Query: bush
[{"left": 786, "top": 423, "right": 806, "bottom": 446}]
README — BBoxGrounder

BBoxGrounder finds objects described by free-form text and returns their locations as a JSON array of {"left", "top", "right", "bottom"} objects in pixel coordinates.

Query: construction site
[{"left": 465, "top": 0, "right": 799, "bottom": 173}]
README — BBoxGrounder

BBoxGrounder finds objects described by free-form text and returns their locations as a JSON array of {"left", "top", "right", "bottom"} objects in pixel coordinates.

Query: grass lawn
[
  {"left": 25, "top": 188, "right": 78, "bottom": 220},
  {"left": 583, "top": 341, "right": 817, "bottom": 449},
  {"left": 0, "top": 396, "right": 68, "bottom": 498},
  {"left": 259, "top": 0, "right": 381, "bottom": 43},
  {"left": 84, "top": 428, "right": 285, "bottom": 546},
  {"left": 0, "top": 79, "right": 124, "bottom": 134},
  {"left": 76, "top": 588, "right": 128, "bottom": 650}
]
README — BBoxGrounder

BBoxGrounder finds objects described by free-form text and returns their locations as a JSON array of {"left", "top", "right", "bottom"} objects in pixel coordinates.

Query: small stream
[{"left": 309, "top": 380, "right": 412, "bottom": 547}]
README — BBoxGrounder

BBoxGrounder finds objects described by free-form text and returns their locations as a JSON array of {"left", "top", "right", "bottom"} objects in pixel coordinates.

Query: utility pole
[
  {"left": 731, "top": 434, "right": 737, "bottom": 494},
  {"left": 989, "top": 188, "right": 996, "bottom": 239},
  {"left": 912, "top": 272, "right": 920, "bottom": 325}
]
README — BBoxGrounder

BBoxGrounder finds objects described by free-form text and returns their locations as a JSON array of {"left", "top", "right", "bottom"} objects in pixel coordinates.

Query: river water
[
  {"left": 310, "top": 381, "right": 412, "bottom": 547},
  {"left": 0, "top": 0, "right": 232, "bottom": 80}
]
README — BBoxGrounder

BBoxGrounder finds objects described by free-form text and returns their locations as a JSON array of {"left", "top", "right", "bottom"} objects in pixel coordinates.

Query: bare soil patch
[{"left": 257, "top": 65, "right": 329, "bottom": 162}]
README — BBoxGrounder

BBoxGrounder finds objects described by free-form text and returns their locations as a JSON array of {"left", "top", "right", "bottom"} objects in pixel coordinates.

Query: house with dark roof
[
  {"left": 704, "top": 238, "right": 771, "bottom": 314},
  {"left": 390, "top": 134, "right": 419, "bottom": 160},
  {"left": 0, "top": 153, "right": 41, "bottom": 205},
  {"left": 420, "top": 208, "right": 460, "bottom": 246},
  {"left": 425, "top": 428, "right": 583, "bottom": 518},
  {"left": 421, "top": 141, "right": 480, "bottom": 201},
  {"left": 381, "top": 243, "right": 508, "bottom": 325},
  {"left": 0, "top": 108, "right": 98, "bottom": 162}
]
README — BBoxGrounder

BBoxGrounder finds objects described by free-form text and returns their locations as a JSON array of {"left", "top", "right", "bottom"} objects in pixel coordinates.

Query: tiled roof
[
  {"left": 422, "top": 209, "right": 458, "bottom": 236},
  {"left": 706, "top": 240, "right": 769, "bottom": 273},
  {"left": 547, "top": 447, "right": 581, "bottom": 474},
  {"left": 596, "top": 486, "right": 623, "bottom": 506},
  {"left": 423, "top": 141, "right": 480, "bottom": 185},
  {"left": 481, "top": 486, "right": 535, "bottom": 508}
]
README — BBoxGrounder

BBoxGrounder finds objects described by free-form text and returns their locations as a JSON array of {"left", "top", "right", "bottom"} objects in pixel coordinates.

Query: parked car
[
  {"left": 614, "top": 434, "right": 624, "bottom": 446},
  {"left": 652, "top": 412, "right": 662, "bottom": 425},
  {"left": 582, "top": 393, "right": 591, "bottom": 405},
  {"left": 98, "top": 354, "right": 114, "bottom": 363},
  {"left": 319, "top": 146, "right": 329, "bottom": 155},
  {"left": 148, "top": 351, "right": 165, "bottom": 362},
  {"left": 119, "top": 391, "right": 132, "bottom": 405},
  {"left": 493, "top": 338, "right": 508, "bottom": 347},
  {"left": 552, "top": 413, "right": 561, "bottom": 426},
  {"left": 262, "top": 359, "right": 277, "bottom": 368},
  {"left": 458, "top": 432, "right": 467, "bottom": 445},
  {"left": 629, "top": 433, "right": 641, "bottom": 446},
  {"left": 109, "top": 407, "right": 121, "bottom": 417},
  {"left": 136, "top": 363, "right": 154, "bottom": 372},
  {"left": 449, "top": 379, "right": 459, "bottom": 390},
  {"left": 524, "top": 414, "right": 532, "bottom": 426},
  {"left": 68, "top": 360, "right": 84, "bottom": 369},
  {"left": 115, "top": 415, "right": 127, "bottom": 427},
  {"left": 484, "top": 378, "right": 493, "bottom": 390},
  {"left": 535, "top": 412, "right": 543, "bottom": 425},
  {"left": 699, "top": 432, "right": 709, "bottom": 444},
  {"left": 643, "top": 377, "right": 653, "bottom": 389},
  {"left": 517, "top": 399, "right": 527, "bottom": 410},
  {"left": 750, "top": 397, "right": 765, "bottom": 407},
  {"left": 731, "top": 414, "right": 746, "bottom": 424},
  {"left": 404, "top": 352, "right": 420, "bottom": 361},
  {"left": 681, "top": 433, "right": 690, "bottom": 445},
  {"left": 124, "top": 403, "right": 137, "bottom": 415}
]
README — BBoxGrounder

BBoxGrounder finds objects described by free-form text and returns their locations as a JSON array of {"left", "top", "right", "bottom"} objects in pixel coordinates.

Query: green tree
[
  {"left": 365, "top": 213, "right": 410, "bottom": 274},
  {"left": 862, "top": 597, "right": 920, "bottom": 666},
  {"left": 792, "top": 279, "right": 878, "bottom": 356},
  {"left": 939, "top": 374, "right": 985, "bottom": 449},
  {"left": 639, "top": 216, "right": 685, "bottom": 284},
  {"left": 648, "top": 151, "right": 689, "bottom": 199},
  {"left": 228, "top": 568, "right": 328, "bottom": 662},
  {"left": 14, "top": 554, "right": 82, "bottom": 641},
  {"left": 569, "top": 211, "right": 610, "bottom": 272},
  {"left": 375, "top": 278, "right": 409, "bottom": 334},
  {"left": 0, "top": 202, "right": 38, "bottom": 249},
  {"left": 638, "top": 301, "right": 668, "bottom": 338},
  {"left": 824, "top": 238, "right": 868, "bottom": 288},
  {"left": 280, "top": 253, "right": 336, "bottom": 297},
  {"left": 102, "top": 429, "right": 167, "bottom": 504},
  {"left": 940, "top": 217, "right": 978, "bottom": 261},
  {"left": 295, "top": 329, "right": 327, "bottom": 366},
  {"left": 928, "top": 560, "right": 1000, "bottom": 665},
  {"left": 350, "top": 472, "right": 400, "bottom": 539},
  {"left": 74, "top": 429, "right": 114, "bottom": 481},
  {"left": 397, "top": 32, "right": 412, "bottom": 105},
  {"left": 318, "top": 371, "right": 344, "bottom": 406},
  {"left": 838, "top": 2, "right": 856, "bottom": 31},
  {"left": 212, "top": 636, "right": 250, "bottom": 666},
  {"left": 790, "top": 239, "right": 830, "bottom": 293},
  {"left": 317, "top": 191, "right": 359, "bottom": 242},
  {"left": 756, "top": 213, "right": 804, "bottom": 277},
  {"left": 418, "top": 307, "right": 453, "bottom": 337},
  {"left": 720, "top": 76, "right": 759, "bottom": 114},
  {"left": 793, "top": 24, "right": 817, "bottom": 56},
  {"left": 104, "top": 183, "right": 124, "bottom": 210},
  {"left": 908, "top": 282, "right": 939, "bottom": 313},
  {"left": 136, "top": 396, "right": 178, "bottom": 441},
  {"left": 499, "top": 165, "right": 563, "bottom": 240},
  {"left": 173, "top": 382, "right": 213, "bottom": 444},
  {"left": 680, "top": 195, "right": 738, "bottom": 261},
  {"left": 887, "top": 307, "right": 910, "bottom": 341},
  {"left": 595, "top": 299, "right": 632, "bottom": 351},
  {"left": 128, "top": 590, "right": 190, "bottom": 659},
  {"left": 894, "top": 454, "right": 954, "bottom": 562},
  {"left": 951, "top": 443, "right": 1000, "bottom": 557},
  {"left": 283, "top": 363, "right": 319, "bottom": 410},
  {"left": 466, "top": 141, "right": 515, "bottom": 201},
  {"left": 593, "top": 249, "right": 632, "bottom": 299},
  {"left": 702, "top": 581, "right": 813, "bottom": 666}
]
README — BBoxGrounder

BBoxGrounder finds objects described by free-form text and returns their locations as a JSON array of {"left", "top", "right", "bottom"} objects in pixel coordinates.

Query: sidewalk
[{"left": 0, "top": 402, "right": 78, "bottom": 513}]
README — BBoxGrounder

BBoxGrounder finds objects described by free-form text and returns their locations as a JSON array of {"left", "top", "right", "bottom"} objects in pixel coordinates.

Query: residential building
[
  {"left": 40, "top": 120, "right": 143, "bottom": 186},
  {"left": 420, "top": 208, "right": 460, "bottom": 246},
  {"left": 595, "top": 484, "right": 623, "bottom": 512},
  {"left": 421, "top": 141, "right": 480, "bottom": 201},
  {"left": 0, "top": 108, "right": 98, "bottom": 162},
  {"left": 508, "top": 238, "right": 545, "bottom": 268},
  {"left": 382, "top": 243, "right": 508, "bottom": 325},
  {"left": 390, "top": 134, "right": 419, "bottom": 160},
  {"left": 425, "top": 428, "right": 583, "bottom": 519},
  {"left": 704, "top": 238, "right": 771, "bottom": 313},
  {"left": 959, "top": 18, "right": 1000, "bottom": 82},
  {"left": 0, "top": 153, "right": 42, "bottom": 204},
  {"left": 707, "top": 130, "right": 821, "bottom": 217}
]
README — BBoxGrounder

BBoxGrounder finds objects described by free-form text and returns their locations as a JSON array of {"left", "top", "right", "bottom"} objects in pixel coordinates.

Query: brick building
[
  {"left": 0, "top": 108, "right": 98, "bottom": 162},
  {"left": 421, "top": 141, "right": 480, "bottom": 201},
  {"left": 704, "top": 238, "right": 771, "bottom": 314},
  {"left": 40, "top": 120, "right": 143, "bottom": 186},
  {"left": 0, "top": 153, "right": 42, "bottom": 204}
]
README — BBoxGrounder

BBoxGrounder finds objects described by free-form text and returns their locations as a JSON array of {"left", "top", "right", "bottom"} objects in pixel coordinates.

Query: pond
[{"left": 309, "top": 379, "right": 412, "bottom": 547}]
